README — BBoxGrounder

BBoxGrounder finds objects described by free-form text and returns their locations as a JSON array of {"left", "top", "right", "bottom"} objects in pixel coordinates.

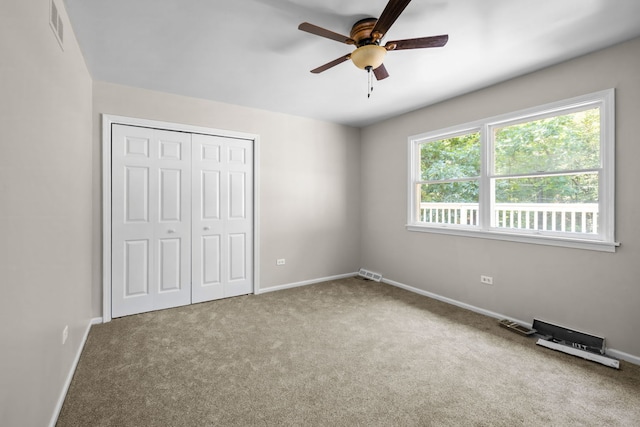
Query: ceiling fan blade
[
  {"left": 385, "top": 34, "right": 449, "bottom": 51},
  {"left": 310, "top": 53, "right": 352, "bottom": 74},
  {"left": 373, "top": 64, "right": 389, "bottom": 80},
  {"left": 371, "top": 0, "right": 412, "bottom": 41},
  {"left": 298, "top": 22, "right": 355, "bottom": 45}
]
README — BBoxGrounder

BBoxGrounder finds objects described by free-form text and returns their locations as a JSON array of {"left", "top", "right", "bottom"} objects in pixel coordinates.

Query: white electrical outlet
[
  {"left": 62, "top": 325, "right": 69, "bottom": 345},
  {"left": 276, "top": 259, "right": 285, "bottom": 266},
  {"left": 480, "top": 275, "right": 493, "bottom": 285}
]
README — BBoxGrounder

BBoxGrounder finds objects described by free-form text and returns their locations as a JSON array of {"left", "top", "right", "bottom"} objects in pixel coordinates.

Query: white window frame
[{"left": 407, "top": 89, "right": 618, "bottom": 252}]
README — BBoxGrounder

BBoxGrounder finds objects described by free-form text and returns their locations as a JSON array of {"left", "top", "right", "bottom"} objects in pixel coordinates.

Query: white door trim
[{"left": 102, "top": 114, "right": 261, "bottom": 323}]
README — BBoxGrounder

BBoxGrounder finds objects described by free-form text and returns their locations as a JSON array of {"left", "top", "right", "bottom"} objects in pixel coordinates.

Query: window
[{"left": 408, "top": 89, "right": 616, "bottom": 252}]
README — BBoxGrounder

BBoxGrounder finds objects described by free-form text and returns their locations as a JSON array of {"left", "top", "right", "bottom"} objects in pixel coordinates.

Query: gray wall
[
  {"left": 0, "top": 1, "right": 93, "bottom": 426},
  {"left": 360, "top": 37, "right": 640, "bottom": 358},
  {"left": 2, "top": 1, "right": 639, "bottom": 424},
  {"left": 91, "top": 82, "right": 362, "bottom": 316}
]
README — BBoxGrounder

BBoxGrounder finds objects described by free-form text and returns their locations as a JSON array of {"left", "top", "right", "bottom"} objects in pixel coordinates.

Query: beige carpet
[{"left": 57, "top": 277, "right": 640, "bottom": 426}]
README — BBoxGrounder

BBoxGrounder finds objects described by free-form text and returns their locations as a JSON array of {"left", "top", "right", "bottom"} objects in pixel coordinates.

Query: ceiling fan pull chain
[{"left": 366, "top": 66, "right": 374, "bottom": 98}]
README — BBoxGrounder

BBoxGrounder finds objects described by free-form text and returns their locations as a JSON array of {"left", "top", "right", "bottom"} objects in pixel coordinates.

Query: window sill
[{"left": 405, "top": 224, "right": 619, "bottom": 253}]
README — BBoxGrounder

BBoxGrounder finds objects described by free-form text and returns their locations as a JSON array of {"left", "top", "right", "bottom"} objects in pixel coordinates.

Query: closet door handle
[
  {"left": 167, "top": 229, "right": 176, "bottom": 234},
  {"left": 203, "top": 226, "right": 211, "bottom": 231}
]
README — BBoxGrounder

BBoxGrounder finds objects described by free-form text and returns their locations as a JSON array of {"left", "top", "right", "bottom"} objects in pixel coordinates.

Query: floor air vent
[
  {"left": 358, "top": 268, "right": 382, "bottom": 282},
  {"left": 533, "top": 319, "right": 619, "bottom": 369}
]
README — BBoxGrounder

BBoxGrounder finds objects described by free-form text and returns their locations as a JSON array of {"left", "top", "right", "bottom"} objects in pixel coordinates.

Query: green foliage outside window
[
  {"left": 420, "top": 108, "right": 600, "bottom": 205},
  {"left": 494, "top": 108, "right": 600, "bottom": 204},
  {"left": 494, "top": 108, "right": 600, "bottom": 175},
  {"left": 420, "top": 132, "right": 480, "bottom": 203}
]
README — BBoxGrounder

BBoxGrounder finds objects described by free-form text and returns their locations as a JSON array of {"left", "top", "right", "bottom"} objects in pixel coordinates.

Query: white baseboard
[
  {"left": 606, "top": 348, "right": 640, "bottom": 366},
  {"left": 49, "top": 317, "right": 95, "bottom": 427},
  {"left": 256, "top": 272, "right": 358, "bottom": 294},
  {"left": 382, "top": 277, "right": 532, "bottom": 328},
  {"left": 382, "top": 277, "right": 640, "bottom": 367}
]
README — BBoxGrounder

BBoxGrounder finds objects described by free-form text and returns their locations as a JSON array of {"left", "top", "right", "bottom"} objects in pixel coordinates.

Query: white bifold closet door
[
  {"left": 191, "top": 134, "right": 253, "bottom": 303},
  {"left": 111, "top": 124, "right": 253, "bottom": 318}
]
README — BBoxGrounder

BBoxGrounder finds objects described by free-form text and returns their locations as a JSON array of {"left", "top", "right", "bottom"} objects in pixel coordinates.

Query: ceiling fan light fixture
[{"left": 351, "top": 45, "right": 387, "bottom": 70}]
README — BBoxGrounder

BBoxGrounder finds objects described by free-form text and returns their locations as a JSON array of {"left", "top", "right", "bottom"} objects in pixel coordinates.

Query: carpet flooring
[{"left": 57, "top": 277, "right": 640, "bottom": 426}]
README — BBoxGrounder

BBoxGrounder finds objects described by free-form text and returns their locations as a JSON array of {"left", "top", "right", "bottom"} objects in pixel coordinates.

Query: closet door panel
[
  {"left": 223, "top": 139, "right": 253, "bottom": 298},
  {"left": 192, "top": 135, "right": 225, "bottom": 303},
  {"left": 192, "top": 134, "right": 253, "bottom": 303},
  {"left": 202, "top": 235, "right": 221, "bottom": 285},
  {"left": 112, "top": 125, "right": 191, "bottom": 317}
]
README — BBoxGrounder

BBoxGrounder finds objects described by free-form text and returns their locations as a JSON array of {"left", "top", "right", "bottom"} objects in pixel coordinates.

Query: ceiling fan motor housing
[{"left": 350, "top": 18, "right": 379, "bottom": 46}]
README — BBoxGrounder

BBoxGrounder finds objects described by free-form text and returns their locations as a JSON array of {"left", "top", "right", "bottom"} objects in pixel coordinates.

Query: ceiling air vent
[
  {"left": 358, "top": 268, "right": 382, "bottom": 282},
  {"left": 50, "top": 0, "right": 64, "bottom": 50}
]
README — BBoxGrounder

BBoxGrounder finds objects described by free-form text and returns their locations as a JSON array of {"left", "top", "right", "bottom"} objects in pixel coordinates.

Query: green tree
[
  {"left": 493, "top": 108, "right": 600, "bottom": 203},
  {"left": 420, "top": 108, "right": 600, "bottom": 205},
  {"left": 420, "top": 132, "right": 480, "bottom": 203}
]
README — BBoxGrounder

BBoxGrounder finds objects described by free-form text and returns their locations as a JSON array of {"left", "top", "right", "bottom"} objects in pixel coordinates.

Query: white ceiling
[{"left": 64, "top": 0, "right": 640, "bottom": 127}]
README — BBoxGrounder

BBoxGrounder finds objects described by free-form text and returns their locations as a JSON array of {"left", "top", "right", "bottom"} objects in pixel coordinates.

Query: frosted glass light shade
[{"left": 351, "top": 45, "right": 387, "bottom": 70}]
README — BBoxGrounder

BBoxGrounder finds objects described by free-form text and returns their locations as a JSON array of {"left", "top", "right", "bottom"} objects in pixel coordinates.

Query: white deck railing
[{"left": 420, "top": 202, "right": 598, "bottom": 234}]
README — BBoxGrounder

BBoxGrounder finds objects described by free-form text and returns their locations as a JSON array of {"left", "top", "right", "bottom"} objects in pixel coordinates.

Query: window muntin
[{"left": 408, "top": 90, "right": 615, "bottom": 251}]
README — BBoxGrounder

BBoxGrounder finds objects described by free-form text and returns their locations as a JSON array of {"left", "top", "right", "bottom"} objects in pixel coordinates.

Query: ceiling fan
[{"left": 298, "top": 0, "right": 448, "bottom": 93}]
